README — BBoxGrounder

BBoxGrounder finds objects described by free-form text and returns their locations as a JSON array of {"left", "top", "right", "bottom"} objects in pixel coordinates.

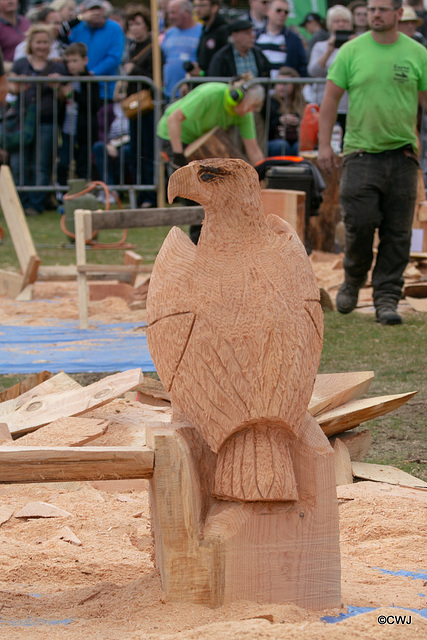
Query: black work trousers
[{"left": 339, "top": 146, "right": 418, "bottom": 308}]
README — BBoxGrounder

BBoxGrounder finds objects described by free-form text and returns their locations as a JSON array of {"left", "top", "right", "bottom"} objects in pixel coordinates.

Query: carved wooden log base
[{"left": 147, "top": 414, "right": 341, "bottom": 609}]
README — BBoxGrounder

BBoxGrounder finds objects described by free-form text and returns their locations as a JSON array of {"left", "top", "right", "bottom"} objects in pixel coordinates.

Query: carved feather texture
[{"left": 214, "top": 426, "right": 298, "bottom": 502}]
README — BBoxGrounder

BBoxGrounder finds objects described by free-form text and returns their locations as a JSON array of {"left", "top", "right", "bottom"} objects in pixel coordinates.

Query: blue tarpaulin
[{"left": 0, "top": 322, "right": 156, "bottom": 373}]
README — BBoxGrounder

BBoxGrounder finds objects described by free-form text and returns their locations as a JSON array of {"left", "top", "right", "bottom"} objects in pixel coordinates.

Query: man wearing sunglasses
[
  {"left": 256, "top": 0, "right": 307, "bottom": 77},
  {"left": 318, "top": 0, "right": 427, "bottom": 325},
  {"left": 241, "top": 0, "right": 270, "bottom": 36}
]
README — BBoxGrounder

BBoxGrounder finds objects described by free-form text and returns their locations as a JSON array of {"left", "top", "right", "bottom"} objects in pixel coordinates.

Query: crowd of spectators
[{"left": 0, "top": 0, "right": 426, "bottom": 216}]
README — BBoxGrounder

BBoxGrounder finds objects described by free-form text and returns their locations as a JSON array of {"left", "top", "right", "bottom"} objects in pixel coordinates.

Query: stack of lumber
[{"left": 0, "top": 368, "right": 424, "bottom": 489}]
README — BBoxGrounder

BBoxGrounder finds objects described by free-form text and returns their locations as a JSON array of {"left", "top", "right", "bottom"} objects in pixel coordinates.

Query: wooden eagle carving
[{"left": 146, "top": 158, "right": 323, "bottom": 502}]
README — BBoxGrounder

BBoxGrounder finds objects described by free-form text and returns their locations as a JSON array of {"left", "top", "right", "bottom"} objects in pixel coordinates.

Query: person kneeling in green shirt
[{"left": 157, "top": 79, "right": 265, "bottom": 169}]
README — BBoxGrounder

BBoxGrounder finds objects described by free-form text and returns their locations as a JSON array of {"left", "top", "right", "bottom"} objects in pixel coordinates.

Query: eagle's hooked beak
[{"left": 168, "top": 163, "right": 201, "bottom": 205}]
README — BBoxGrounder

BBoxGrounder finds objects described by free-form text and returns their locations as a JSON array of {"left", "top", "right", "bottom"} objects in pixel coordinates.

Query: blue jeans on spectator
[
  {"left": 10, "top": 122, "right": 54, "bottom": 212},
  {"left": 268, "top": 139, "right": 299, "bottom": 157},
  {"left": 130, "top": 111, "right": 156, "bottom": 206}
]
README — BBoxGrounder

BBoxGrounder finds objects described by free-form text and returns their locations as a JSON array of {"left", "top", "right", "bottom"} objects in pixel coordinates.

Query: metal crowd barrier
[{"left": 0, "top": 75, "right": 162, "bottom": 206}]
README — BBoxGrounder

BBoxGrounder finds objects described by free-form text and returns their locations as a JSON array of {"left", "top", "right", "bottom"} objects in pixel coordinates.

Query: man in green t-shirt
[
  {"left": 157, "top": 79, "right": 265, "bottom": 243},
  {"left": 318, "top": 0, "right": 427, "bottom": 325},
  {"left": 157, "top": 80, "right": 265, "bottom": 168}
]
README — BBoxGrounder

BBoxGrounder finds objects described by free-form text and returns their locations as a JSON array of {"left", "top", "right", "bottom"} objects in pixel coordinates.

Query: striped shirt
[{"left": 256, "top": 32, "right": 287, "bottom": 78}]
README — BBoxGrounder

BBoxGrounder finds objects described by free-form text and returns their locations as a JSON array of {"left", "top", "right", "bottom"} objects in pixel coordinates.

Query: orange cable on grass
[{"left": 61, "top": 181, "right": 135, "bottom": 249}]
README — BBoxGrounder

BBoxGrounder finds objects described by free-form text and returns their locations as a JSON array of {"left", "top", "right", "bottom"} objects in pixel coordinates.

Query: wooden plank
[
  {"left": 90, "top": 206, "right": 205, "bottom": 230},
  {"left": 122, "top": 250, "right": 142, "bottom": 286},
  {"left": 0, "top": 445, "right": 154, "bottom": 483},
  {"left": 77, "top": 264, "right": 140, "bottom": 274},
  {"left": 0, "top": 165, "right": 39, "bottom": 275},
  {"left": 333, "top": 438, "right": 353, "bottom": 486},
  {"left": 76, "top": 265, "right": 138, "bottom": 284},
  {"left": 3, "top": 369, "right": 144, "bottom": 436},
  {"left": 0, "top": 371, "right": 51, "bottom": 403},
  {"left": 75, "top": 209, "right": 91, "bottom": 330},
  {"left": 15, "top": 417, "right": 110, "bottom": 447},
  {"left": 21, "top": 254, "right": 40, "bottom": 288},
  {"left": 261, "top": 189, "right": 305, "bottom": 243},
  {"left": 38, "top": 265, "right": 145, "bottom": 282},
  {"left": 351, "top": 461, "right": 427, "bottom": 488},
  {"left": 317, "top": 391, "right": 418, "bottom": 437},
  {"left": 0, "top": 270, "right": 24, "bottom": 297},
  {"left": 309, "top": 371, "right": 375, "bottom": 417},
  {"left": 329, "top": 429, "right": 372, "bottom": 462},
  {"left": 89, "top": 282, "right": 134, "bottom": 302},
  {"left": 37, "top": 265, "right": 78, "bottom": 281},
  {"left": 0, "top": 371, "right": 81, "bottom": 418}
]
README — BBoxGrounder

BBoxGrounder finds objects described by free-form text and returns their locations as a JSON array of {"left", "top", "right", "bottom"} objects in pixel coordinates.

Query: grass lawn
[{"left": 0, "top": 206, "right": 426, "bottom": 481}]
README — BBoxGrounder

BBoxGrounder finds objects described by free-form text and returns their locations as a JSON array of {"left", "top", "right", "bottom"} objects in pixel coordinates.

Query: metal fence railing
[{"left": 0, "top": 75, "right": 162, "bottom": 207}]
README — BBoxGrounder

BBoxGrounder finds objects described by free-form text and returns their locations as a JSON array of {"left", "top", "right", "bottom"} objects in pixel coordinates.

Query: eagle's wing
[{"left": 146, "top": 226, "right": 197, "bottom": 391}]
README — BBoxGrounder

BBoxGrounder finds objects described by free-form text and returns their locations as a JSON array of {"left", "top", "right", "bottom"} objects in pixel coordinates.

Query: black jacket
[
  {"left": 197, "top": 14, "right": 229, "bottom": 73},
  {"left": 69, "top": 67, "right": 101, "bottom": 145},
  {"left": 208, "top": 43, "right": 271, "bottom": 78},
  {"left": 127, "top": 36, "right": 154, "bottom": 96}
]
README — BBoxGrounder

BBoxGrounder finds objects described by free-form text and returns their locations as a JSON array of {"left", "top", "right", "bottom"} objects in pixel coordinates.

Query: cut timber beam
[
  {"left": 0, "top": 446, "right": 154, "bottom": 483},
  {"left": 90, "top": 206, "right": 205, "bottom": 230},
  {"left": 261, "top": 189, "right": 305, "bottom": 243}
]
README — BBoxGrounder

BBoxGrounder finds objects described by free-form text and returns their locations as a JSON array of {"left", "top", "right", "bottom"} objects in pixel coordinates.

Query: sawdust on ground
[
  {"left": 0, "top": 471, "right": 426, "bottom": 640},
  {"left": 1, "top": 253, "right": 426, "bottom": 638}
]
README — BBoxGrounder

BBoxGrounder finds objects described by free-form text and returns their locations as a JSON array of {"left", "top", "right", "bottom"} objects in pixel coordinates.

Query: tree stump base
[{"left": 147, "top": 414, "right": 341, "bottom": 609}]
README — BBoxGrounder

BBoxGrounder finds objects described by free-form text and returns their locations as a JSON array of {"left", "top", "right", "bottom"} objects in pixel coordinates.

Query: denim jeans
[
  {"left": 267, "top": 138, "right": 299, "bottom": 157},
  {"left": 339, "top": 147, "right": 418, "bottom": 306},
  {"left": 10, "top": 122, "right": 55, "bottom": 212}
]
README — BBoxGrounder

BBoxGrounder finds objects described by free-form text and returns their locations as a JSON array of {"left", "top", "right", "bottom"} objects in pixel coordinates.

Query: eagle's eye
[
  {"left": 200, "top": 172, "right": 217, "bottom": 182},
  {"left": 198, "top": 165, "right": 231, "bottom": 183}
]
